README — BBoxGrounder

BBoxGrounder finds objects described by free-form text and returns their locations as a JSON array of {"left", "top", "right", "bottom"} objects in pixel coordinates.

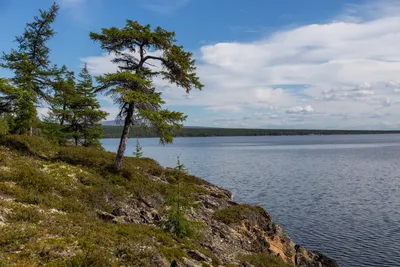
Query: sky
[{"left": 1, "top": 0, "right": 400, "bottom": 129}]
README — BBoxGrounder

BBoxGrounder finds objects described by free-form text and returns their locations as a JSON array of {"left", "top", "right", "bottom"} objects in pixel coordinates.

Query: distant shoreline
[{"left": 102, "top": 125, "right": 400, "bottom": 138}]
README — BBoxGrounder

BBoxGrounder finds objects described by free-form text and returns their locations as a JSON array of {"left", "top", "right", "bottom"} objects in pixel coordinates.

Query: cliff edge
[{"left": 0, "top": 135, "right": 339, "bottom": 267}]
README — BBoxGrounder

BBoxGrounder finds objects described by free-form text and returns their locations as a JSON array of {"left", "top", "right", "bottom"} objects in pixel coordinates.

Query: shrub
[
  {"left": 213, "top": 204, "right": 266, "bottom": 224},
  {"left": 0, "top": 135, "right": 57, "bottom": 158},
  {"left": 159, "top": 246, "right": 187, "bottom": 262},
  {"left": 0, "top": 118, "right": 9, "bottom": 135},
  {"left": 9, "top": 163, "right": 53, "bottom": 193},
  {"left": 163, "top": 158, "right": 199, "bottom": 239},
  {"left": 57, "top": 146, "right": 114, "bottom": 169},
  {"left": 7, "top": 205, "right": 45, "bottom": 223},
  {"left": 133, "top": 138, "right": 143, "bottom": 158}
]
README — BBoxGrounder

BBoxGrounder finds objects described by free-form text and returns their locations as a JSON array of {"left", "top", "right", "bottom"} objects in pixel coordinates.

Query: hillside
[
  {"left": 0, "top": 135, "right": 338, "bottom": 266},
  {"left": 102, "top": 125, "right": 400, "bottom": 138}
]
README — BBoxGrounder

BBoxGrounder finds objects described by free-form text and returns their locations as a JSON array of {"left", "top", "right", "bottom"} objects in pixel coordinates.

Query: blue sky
[{"left": 2, "top": 0, "right": 400, "bottom": 129}]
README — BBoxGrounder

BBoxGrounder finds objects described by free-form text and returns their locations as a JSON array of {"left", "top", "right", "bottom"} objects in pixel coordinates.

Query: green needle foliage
[
  {"left": 48, "top": 66, "right": 76, "bottom": 127},
  {"left": 133, "top": 138, "right": 143, "bottom": 158},
  {"left": 0, "top": 78, "right": 34, "bottom": 134},
  {"left": 1, "top": 3, "right": 59, "bottom": 135},
  {"left": 90, "top": 20, "right": 203, "bottom": 170},
  {"left": 70, "top": 64, "right": 108, "bottom": 147},
  {"left": 0, "top": 117, "right": 8, "bottom": 135},
  {"left": 46, "top": 65, "right": 107, "bottom": 146},
  {"left": 163, "top": 157, "right": 198, "bottom": 239}
]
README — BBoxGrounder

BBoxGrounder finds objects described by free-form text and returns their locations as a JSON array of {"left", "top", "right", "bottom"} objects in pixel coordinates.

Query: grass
[
  {"left": 213, "top": 204, "right": 266, "bottom": 224},
  {"left": 0, "top": 135, "right": 295, "bottom": 267},
  {"left": 0, "top": 135, "right": 223, "bottom": 266}
]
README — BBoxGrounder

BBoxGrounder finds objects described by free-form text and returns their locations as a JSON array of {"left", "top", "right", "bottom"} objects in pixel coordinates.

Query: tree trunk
[
  {"left": 115, "top": 104, "right": 134, "bottom": 171},
  {"left": 29, "top": 126, "right": 33, "bottom": 136},
  {"left": 60, "top": 103, "right": 66, "bottom": 126}
]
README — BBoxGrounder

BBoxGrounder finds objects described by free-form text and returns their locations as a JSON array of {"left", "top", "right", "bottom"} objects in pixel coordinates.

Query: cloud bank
[{"left": 83, "top": 1, "right": 400, "bottom": 129}]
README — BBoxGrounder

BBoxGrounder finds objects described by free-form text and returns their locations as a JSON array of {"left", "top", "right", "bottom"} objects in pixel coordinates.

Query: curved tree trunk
[{"left": 115, "top": 104, "right": 134, "bottom": 171}]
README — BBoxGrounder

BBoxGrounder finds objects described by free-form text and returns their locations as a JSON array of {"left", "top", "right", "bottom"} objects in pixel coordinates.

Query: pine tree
[
  {"left": 45, "top": 66, "right": 75, "bottom": 144},
  {"left": 0, "top": 78, "right": 35, "bottom": 134},
  {"left": 133, "top": 138, "right": 143, "bottom": 158},
  {"left": 1, "top": 3, "right": 59, "bottom": 135},
  {"left": 71, "top": 64, "right": 107, "bottom": 147},
  {"left": 163, "top": 157, "right": 198, "bottom": 238},
  {"left": 48, "top": 66, "right": 76, "bottom": 126},
  {"left": 46, "top": 65, "right": 107, "bottom": 146},
  {"left": 90, "top": 20, "right": 203, "bottom": 170}
]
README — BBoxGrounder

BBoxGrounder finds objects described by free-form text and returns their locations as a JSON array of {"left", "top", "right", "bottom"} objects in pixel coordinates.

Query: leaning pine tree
[
  {"left": 90, "top": 20, "right": 203, "bottom": 170},
  {"left": 1, "top": 3, "right": 59, "bottom": 135}
]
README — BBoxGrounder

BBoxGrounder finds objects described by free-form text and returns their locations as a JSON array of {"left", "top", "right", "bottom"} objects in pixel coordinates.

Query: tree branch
[{"left": 143, "top": 55, "right": 164, "bottom": 62}]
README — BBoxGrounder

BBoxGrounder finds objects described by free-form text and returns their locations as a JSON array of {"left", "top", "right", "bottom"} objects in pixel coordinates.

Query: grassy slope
[{"left": 0, "top": 135, "right": 291, "bottom": 267}]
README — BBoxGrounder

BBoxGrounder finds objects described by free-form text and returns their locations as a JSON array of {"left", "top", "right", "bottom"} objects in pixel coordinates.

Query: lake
[{"left": 101, "top": 135, "right": 400, "bottom": 267}]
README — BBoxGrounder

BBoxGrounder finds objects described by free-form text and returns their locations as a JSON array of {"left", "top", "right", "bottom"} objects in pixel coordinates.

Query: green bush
[
  {"left": 213, "top": 204, "right": 266, "bottom": 224},
  {"left": 17, "top": 166, "right": 52, "bottom": 193},
  {"left": 159, "top": 246, "right": 187, "bottom": 262},
  {"left": 57, "top": 146, "right": 114, "bottom": 169},
  {"left": 7, "top": 205, "right": 45, "bottom": 223},
  {"left": 0, "top": 118, "right": 9, "bottom": 135},
  {"left": 0, "top": 162, "right": 54, "bottom": 194},
  {"left": 0, "top": 135, "right": 57, "bottom": 158}
]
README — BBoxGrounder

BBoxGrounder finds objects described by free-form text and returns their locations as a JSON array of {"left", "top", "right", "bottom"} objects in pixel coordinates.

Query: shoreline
[{"left": 0, "top": 135, "right": 340, "bottom": 266}]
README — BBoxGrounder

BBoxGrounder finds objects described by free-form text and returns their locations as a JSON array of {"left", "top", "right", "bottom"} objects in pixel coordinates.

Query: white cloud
[
  {"left": 101, "top": 107, "right": 119, "bottom": 121},
  {"left": 82, "top": 0, "right": 400, "bottom": 129},
  {"left": 205, "top": 105, "right": 242, "bottom": 112},
  {"left": 286, "top": 105, "right": 314, "bottom": 114},
  {"left": 37, "top": 107, "right": 49, "bottom": 119}
]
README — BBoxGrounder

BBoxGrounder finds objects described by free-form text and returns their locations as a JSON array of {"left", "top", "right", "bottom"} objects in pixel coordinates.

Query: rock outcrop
[
  {"left": 99, "top": 172, "right": 339, "bottom": 267},
  {"left": 0, "top": 136, "right": 339, "bottom": 266}
]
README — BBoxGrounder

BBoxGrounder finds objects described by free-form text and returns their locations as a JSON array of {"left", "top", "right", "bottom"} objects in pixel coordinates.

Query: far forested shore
[{"left": 102, "top": 125, "right": 400, "bottom": 138}]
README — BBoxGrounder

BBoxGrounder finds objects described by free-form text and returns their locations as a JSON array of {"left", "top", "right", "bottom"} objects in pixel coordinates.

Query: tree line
[
  {"left": 102, "top": 125, "right": 400, "bottom": 138},
  {"left": 0, "top": 3, "right": 202, "bottom": 170}
]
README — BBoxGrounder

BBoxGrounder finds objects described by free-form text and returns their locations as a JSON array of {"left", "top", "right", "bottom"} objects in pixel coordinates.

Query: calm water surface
[{"left": 101, "top": 135, "right": 400, "bottom": 267}]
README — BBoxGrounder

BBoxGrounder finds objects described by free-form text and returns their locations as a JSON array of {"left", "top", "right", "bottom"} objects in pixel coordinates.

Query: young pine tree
[
  {"left": 1, "top": 3, "right": 59, "bottom": 135},
  {"left": 90, "top": 20, "right": 203, "bottom": 170},
  {"left": 133, "top": 137, "right": 143, "bottom": 158},
  {"left": 163, "top": 157, "right": 198, "bottom": 239}
]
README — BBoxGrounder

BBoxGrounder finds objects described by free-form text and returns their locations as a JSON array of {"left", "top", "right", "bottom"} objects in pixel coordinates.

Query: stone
[
  {"left": 186, "top": 250, "right": 212, "bottom": 263},
  {"left": 97, "top": 210, "right": 115, "bottom": 221},
  {"left": 111, "top": 207, "right": 127, "bottom": 216}
]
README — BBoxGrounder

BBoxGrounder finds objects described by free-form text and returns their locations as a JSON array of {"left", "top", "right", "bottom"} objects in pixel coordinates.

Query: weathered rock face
[{"left": 102, "top": 173, "right": 339, "bottom": 267}]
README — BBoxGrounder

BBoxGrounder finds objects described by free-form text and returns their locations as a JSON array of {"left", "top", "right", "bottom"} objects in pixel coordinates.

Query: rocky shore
[
  {"left": 98, "top": 171, "right": 339, "bottom": 267},
  {"left": 0, "top": 135, "right": 339, "bottom": 266}
]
